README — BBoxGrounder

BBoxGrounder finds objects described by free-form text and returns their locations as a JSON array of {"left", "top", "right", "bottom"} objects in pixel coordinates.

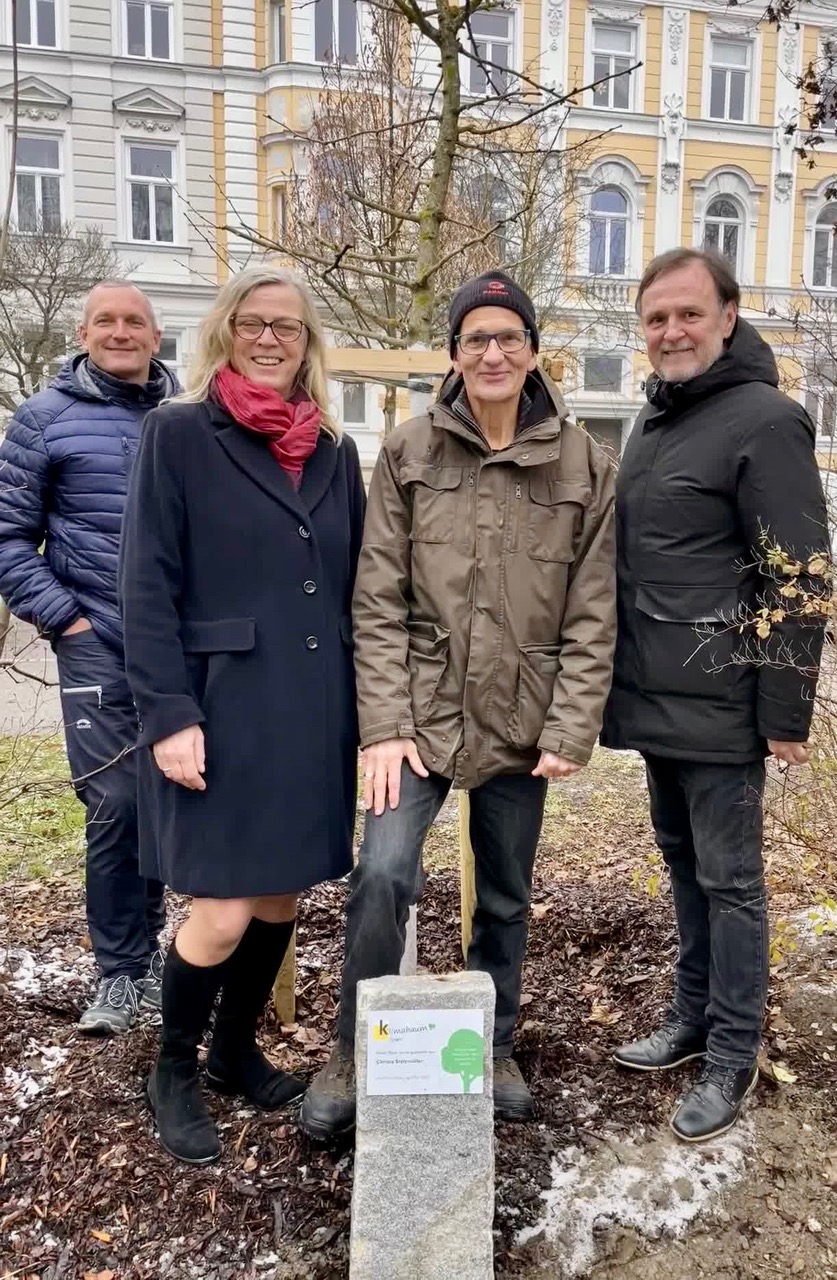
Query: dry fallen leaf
[
  {"left": 772, "top": 1062, "right": 798, "bottom": 1085},
  {"left": 89, "top": 1230, "right": 112, "bottom": 1243},
  {"left": 243, "top": 1154, "right": 258, "bottom": 1173},
  {"left": 585, "top": 1002, "right": 623, "bottom": 1027},
  {"left": 808, "top": 1217, "right": 823, "bottom": 1234}
]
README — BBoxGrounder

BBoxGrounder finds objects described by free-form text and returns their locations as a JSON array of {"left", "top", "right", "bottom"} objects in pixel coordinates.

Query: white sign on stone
[
  {"left": 366, "top": 1007, "right": 485, "bottom": 1095},
  {"left": 350, "top": 972, "right": 495, "bottom": 1280}
]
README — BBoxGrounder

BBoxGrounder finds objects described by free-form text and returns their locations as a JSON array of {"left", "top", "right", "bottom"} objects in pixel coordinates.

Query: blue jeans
[
  {"left": 644, "top": 754, "right": 768, "bottom": 1069},
  {"left": 337, "top": 763, "right": 547, "bottom": 1056},
  {"left": 56, "top": 630, "right": 165, "bottom": 980}
]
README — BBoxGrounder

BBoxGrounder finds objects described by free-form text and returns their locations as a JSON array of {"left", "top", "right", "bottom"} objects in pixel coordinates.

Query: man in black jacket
[{"left": 603, "top": 248, "right": 828, "bottom": 1142}]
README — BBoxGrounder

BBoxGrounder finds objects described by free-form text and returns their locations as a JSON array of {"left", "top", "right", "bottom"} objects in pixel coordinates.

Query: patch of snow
[
  {"left": 517, "top": 1120, "right": 754, "bottom": 1277},
  {"left": 0, "top": 944, "right": 95, "bottom": 998},
  {"left": 2, "top": 1042, "right": 69, "bottom": 1112}
]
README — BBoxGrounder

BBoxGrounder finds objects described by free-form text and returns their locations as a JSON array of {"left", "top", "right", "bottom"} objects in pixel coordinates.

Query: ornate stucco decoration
[{"left": 667, "top": 10, "right": 686, "bottom": 65}]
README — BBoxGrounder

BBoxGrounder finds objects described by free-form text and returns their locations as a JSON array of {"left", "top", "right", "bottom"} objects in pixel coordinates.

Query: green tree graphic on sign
[{"left": 440, "top": 1029, "right": 484, "bottom": 1094}]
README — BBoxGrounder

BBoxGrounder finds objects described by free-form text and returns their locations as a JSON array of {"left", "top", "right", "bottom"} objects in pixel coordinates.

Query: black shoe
[
  {"left": 493, "top": 1057, "right": 534, "bottom": 1121},
  {"left": 670, "top": 1061, "right": 758, "bottom": 1143},
  {"left": 613, "top": 1016, "right": 707, "bottom": 1072},
  {"left": 147, "top": 1057, "right": 221, "bottom": 1165},
  {"left": 206, "top": 918, "right": 303, "bottom": 1112},
  {"left": 78, "top": 975, "right": 141, "bottom": 1036},
  {"left": 299, "top": 1042, "right": 356, "bottom": 1141},
  {"left": 206, "top": 1048, "right": 306, "bottom": 1112}
]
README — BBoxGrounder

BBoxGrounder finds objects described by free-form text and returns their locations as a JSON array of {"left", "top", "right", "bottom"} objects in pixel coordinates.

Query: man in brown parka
[{"left": 301, "top": 271, "right": 616, "bottom": 1137}]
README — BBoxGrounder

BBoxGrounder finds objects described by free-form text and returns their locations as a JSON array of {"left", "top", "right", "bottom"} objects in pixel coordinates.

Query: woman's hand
[{"left": 153, "top": 725, "right": 207, "bottom": 791}]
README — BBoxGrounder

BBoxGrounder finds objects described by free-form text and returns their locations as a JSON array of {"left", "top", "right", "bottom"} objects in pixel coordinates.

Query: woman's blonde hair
[{"left": 176, "top": 265, "right": 339, "bottom": 439}]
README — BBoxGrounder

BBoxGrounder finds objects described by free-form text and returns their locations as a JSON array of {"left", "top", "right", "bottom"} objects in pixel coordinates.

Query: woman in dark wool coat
[{"left": 120, "top": 266, "right": 365, "bottom": 1165}]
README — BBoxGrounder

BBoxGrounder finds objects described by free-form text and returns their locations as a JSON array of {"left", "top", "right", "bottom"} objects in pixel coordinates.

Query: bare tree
[
  {"left": 223, "top": 4, "right": 625, "bottom": 364},
  {"left": 0, "top": 221, "right": 120, "bottom": 414}
]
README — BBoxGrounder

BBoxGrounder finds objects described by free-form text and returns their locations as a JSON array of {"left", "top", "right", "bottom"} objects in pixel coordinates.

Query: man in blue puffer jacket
[{"left": 0, "top": 279, "right": 179, "bottom": 1033}]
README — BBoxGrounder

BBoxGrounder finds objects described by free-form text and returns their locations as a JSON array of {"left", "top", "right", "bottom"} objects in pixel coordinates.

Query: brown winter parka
[{"left": 352, "top": 369, "right": 617, "bottom": 790}]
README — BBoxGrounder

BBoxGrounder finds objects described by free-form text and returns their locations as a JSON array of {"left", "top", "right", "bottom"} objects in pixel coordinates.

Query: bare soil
[{"left": 1, "top": 751, "right": 835, "bottom": 1279}]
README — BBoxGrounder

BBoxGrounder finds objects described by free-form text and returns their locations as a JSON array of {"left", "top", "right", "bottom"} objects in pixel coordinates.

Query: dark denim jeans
[
  {"left": 644, "top": 754, "right": 768, "bottom": 1069},
  {"left": 337, "top": 763, "right": 547, "bottom": 1056},
  {"left": 56, "top": 630, "right": 165, "bottom": 980}
]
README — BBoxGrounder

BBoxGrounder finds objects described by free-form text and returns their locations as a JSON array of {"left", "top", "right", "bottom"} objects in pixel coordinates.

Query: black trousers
[
  {"left": 644, "top": 754, "right": 768, "bottom": 1069},
  {"left": 338, "top": 763, "right": 547, "bottom": 1055},
  {"left": 56, "top": 630, "right": 165, "bottom": 979}
]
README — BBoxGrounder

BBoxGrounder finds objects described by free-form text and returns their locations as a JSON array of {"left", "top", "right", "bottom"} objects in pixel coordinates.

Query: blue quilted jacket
[{"left": 0, "top": 354, "right": 178, "bottom": 650}]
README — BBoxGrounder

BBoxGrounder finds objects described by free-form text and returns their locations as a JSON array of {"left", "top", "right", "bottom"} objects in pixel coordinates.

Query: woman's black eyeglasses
[{"left": 232, "top": 316, "right": 307, "bottom": 343}]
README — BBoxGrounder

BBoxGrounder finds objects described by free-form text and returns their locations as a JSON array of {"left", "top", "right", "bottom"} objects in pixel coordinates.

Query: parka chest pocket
[
  {"left": 400, "top": 462, "right": 464, "bottom": 544},
  {"left": 527, "top": 478, "right": 591, "bottom": 562}
]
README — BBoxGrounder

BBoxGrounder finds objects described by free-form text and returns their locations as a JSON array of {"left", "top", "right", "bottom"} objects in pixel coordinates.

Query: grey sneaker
[
  {"left": 78, "top": 974, "right": 141, "bottom": 1036},
  {"left": 139, "top": 949, "right": 165, "bottom": 1012}
]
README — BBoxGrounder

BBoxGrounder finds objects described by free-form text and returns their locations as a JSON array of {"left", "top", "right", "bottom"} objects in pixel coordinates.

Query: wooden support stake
[
  {"left": 459, "top": 790, "right": 476, "bottom": 961},
  {"left": 273, "top": 924, "right": 297, "bottom": 1025}
]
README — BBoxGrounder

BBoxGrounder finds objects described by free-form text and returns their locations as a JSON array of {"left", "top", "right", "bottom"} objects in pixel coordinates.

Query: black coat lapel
[{"left": 299, "top": 434, "right": 339, "bottom": 514}]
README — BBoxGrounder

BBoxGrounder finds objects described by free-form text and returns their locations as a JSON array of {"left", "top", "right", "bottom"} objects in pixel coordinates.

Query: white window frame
[
  {"left": 704, "top": 32, "right": 758, "bottom": 125},
  {"left": 582, "top": 351, "right": 626, "bottom": 396},
  {"left": 465, "top": 5, "right": 517, "bottom": 98},
  {"left": 121, "top": 138, "right": 181, "bottom": 246},
  {"left": 13, "top": 0, "right": 58, "bottom": 48},
  {"left": 585, "top": 13, "right": 645, "bottom": 114},
  {"left": 313, "top": 0, "right": 359, "bottom": 65},
  {"left": 812, "top": 203, "right": 837, "bottom": 290},
  {"left": 341, "top": 380, "right": 367, "bottom": 426},
  {"left": 702, "top": 196, "right": 743, "bottom": 274},
  {"left": 588, "top": 185, "right": 630, "bottom": 277},
  {"left": 690, "top": 167, "right": 762, "bottom": 285},
  {"left": 120, "top": 0, "right": 174, "bottom": 61},
  {"left": 13, "top": 131, "right": 63, "bottom": 233},
  {"left": 576, "top": 157, "right": 648, "bottom": 278},
  {"left": 270, "top": 0, "right": 287, "bottom": 63},
  {"left": 158, "top": 331, "right": 183, "bottom": 382}
]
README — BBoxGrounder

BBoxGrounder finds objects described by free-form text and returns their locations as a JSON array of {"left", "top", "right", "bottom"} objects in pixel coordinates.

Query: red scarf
[{"left": 214, "top": 364, "right": 321, "bottom": 491}]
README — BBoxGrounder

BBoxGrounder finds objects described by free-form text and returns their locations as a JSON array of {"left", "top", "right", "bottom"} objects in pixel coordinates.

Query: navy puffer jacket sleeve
[{"left": 0, "top": 397, "right": 82, "bottom": 636}]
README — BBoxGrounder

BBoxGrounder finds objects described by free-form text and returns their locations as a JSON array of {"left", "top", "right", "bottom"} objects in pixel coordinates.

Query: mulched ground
[{"left": 1, "top": 865, "right": 834, "bottom": 1279}]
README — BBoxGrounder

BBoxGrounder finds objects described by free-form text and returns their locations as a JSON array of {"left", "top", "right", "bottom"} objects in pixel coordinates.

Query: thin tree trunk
[{"left": 383, "top": 383, "right": 397, "bottom": 436}]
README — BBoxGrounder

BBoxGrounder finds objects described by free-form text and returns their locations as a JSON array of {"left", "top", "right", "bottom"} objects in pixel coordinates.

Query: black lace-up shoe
[
  {"left": 299, "top": 1042, "right": 356, "bottom": 1141},
  {"left": 670, "top": 1061, "right": 758, "bottom": 1142},
  {"left": 613, "top": 1016, "right": 707, "bottom": 1072}
]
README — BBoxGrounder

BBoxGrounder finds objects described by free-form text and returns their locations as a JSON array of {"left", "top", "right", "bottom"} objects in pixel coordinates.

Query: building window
[
  {"left": 14, "top": 134, "right": 62, "bottom": 233},
  {"left": 467, "top": 9, "right": 514, "bottom": 96},
  {"left": 15, "top": 0, "right": 57, "bottom": 47},
  {"left": 709, "top": 38, "right": 750, "bottom": 122},
  {"left": 342, "top": 381, "right": 366, "bottom": 424},
  {"left": 158, "top": 334, "right": 178, "bottom": 366},
  {"left": 270, "top": 0, "right": 286, "bottom": 62},
  {"left": 703, "top": 197, "right": 741, "bottom": 272},
  {"left": 813, "top": 204, "right": 837, "bottom": 288},
  {"left": 805, "top": 363, "right": 837, "bottom": 436},
  {"left": 589, "top": 186, "right": 628, "bottom": 276},
  {"left": 127, "top": 143, "right": 175, "bottom": 242},
  {"left": 271, "top": 185, "right": 287, "bottom": 241},
  {"left": 592, "top": 24, "right": 635, "bottom": 110},
  {"left": 124, "top": 0, "right": 172, "bottom": 60},
  {"left": 314, "top": 0, "right": 357, "bottom": 64},
  {"left": 580, "top": 415, "right": 623, "bottom": 461},
  {"left": 583, "top": 353, "right": 623, "bottom": 393}
]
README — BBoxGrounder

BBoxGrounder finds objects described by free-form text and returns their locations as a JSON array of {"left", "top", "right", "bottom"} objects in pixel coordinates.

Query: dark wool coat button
[
  {"left": 303, "top": 580, "right": 317, "bottom": 594},
  {"left": 299, "top": 525, "right": 310, "bottom": 538},
  {"left": 305, "top": 635, "right": 319, "bottom": 650}
]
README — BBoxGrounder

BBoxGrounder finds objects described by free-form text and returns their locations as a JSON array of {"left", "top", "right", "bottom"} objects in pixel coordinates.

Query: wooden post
[
  {"left": 273, "top": 925, "right": 297, "bottom": 1025},
  {"left": 459, "top": 790, "right": 476, "bottom": 961}
]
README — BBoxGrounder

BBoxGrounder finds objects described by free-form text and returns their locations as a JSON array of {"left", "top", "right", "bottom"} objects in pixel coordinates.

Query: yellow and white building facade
[{"left": 4, "top": 0, "right": 837, "bottom": 463}]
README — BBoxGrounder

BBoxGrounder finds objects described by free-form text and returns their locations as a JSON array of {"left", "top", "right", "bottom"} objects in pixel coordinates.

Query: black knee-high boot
[
  {"left": 147, "top": 940, "right": 227, "bottom": 1165},
  {"left": 205, "top": 917, "right": 305, "bottom": 1110}
]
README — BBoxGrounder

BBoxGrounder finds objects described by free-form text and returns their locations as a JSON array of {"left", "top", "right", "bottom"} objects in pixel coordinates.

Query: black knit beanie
[{"left": 448, "top": 270, "right": 539, "bottom": 356}]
